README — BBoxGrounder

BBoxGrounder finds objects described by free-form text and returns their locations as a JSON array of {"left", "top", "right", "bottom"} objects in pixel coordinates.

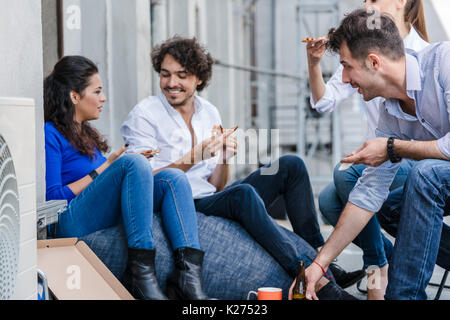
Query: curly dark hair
[
  {"left": 44, "top": 56, "right": 109, "bottom": 158},
  {"left": 151, "top": 36, "right": 215, "bottom": 92},
  {"left": 327, "top": 9, "right": 405, "bottom": 63}
]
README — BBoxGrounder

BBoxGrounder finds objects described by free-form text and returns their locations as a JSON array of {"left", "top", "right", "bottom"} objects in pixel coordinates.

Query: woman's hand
[
  {"left": 307, "top": 40, "right": 327, "bottom": 103},
  {"left": 106, "top": 144, "right": 129, "bottom": 165},
  {"left": 307, "top": 39, "right": 327, "bottom": 67},
  {"left": 67, "top": 144, "right": 128, "bottom": 196}
]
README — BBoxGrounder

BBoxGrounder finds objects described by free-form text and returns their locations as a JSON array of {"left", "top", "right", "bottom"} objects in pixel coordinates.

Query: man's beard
[
  {"left": 167, "top": 90, "right": 196, "bottom": 107},
  {"left": 361, "top": 88, "right": 379, "bottom": 101}
]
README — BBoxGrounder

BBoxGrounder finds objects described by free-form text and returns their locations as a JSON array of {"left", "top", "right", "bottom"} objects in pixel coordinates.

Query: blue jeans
[
  {"left": 378, "top": 187, "right": 450, "bottom": 272},
  {"left": 195, "top": 155, "right": 327, "bottom": 278},
  {"left": 319, "top": 159, "right": 415, "bottom": 269},
  {"left": 53, "top": 154, "right": 200, "bottom": 251},
  {"left": 385, "top": 160, "right": 450, "bottom": 300}
]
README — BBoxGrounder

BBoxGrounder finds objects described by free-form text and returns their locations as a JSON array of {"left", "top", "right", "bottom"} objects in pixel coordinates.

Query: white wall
[
  {"left": 60, "top": 0, "right": 152, "bottom": 150},
  {"left": 0, "top": 0, "right": 44, "bottom": 205},
  {"left": 427, "top": 0, "right": 450, "bottom": 41},
  {"left": 0, "top": 0, "right": 43, "bottom": 299},
  {"left": 0, "top": 99, "right": 37, "bottom": 300},
  {"left": 149, "top": 0, "right": 253, "bottom": 178}
]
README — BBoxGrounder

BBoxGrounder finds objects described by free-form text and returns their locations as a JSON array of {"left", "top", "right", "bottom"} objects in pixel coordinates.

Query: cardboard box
[{"left": 37, "top": 238, "right": 134, "bottom": 300}]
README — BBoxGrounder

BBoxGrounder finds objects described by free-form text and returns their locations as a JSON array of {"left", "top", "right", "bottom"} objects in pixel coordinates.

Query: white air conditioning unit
[{"left": 0, "top": 97, "right": 37, "bottom": 300}]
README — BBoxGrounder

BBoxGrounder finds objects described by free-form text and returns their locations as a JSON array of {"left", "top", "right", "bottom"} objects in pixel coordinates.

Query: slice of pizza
[
  {"left": 212, "top": 125, "right": 224, "bottom": 137},
  {"left": 212, "top": 125, "right": 238, "bottom": 137},
  {"left": 301, "top": 35, "right": 328, "bottom": 43},
  {"left": 140, "top": 149, "right": 161, "bottom": 158}
]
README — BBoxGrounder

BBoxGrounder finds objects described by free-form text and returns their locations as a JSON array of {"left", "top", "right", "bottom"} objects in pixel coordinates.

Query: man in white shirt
[{"left": 121, "top": 36, "right": 363, "bottom": 297}]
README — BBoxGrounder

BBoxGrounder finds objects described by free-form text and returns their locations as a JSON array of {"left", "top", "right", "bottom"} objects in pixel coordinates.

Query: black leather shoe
[
  {"left": 123, "top": 248, "right": 168, "bottom": 300},
  {"left": 329, "top": 263, "right": 366, "bottom": 289},
  {"left": 317, "top": 281, "right": 359, "bottom": 300},
  {"left": 166, "top": 247, "right": 215, "bottom": 300}
]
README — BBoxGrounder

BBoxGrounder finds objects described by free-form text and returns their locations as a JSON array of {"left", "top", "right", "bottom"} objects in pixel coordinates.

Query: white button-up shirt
[
  {"left": 121, "top": 93, "right": 222, "bottom": 199},
  {"left": 310, "top": 27, "right": 429, "bottom": 139}
]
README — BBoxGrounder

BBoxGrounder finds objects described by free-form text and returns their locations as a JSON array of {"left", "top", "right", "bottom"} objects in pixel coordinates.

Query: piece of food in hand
[
  {"left": 140, "top": 149, "right": 161, "bottom": 158},
  {"left": 212, "top": 125, "right": 224, "bottom": 137},
  {"left": 301, "top": 35, "right": 328, "bottom": 43},
  {"left": 211, "top": 125, "right": 238, "bottom": 137}
]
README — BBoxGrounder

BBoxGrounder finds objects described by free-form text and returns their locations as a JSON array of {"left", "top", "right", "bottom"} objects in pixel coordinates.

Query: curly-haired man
[{"left": 121, "top": 36, "right": 363, "bottom": 299}]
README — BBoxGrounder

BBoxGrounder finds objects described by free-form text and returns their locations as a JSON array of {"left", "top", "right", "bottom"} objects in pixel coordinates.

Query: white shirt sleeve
[
  {"left": 348, "top": 113, "right": 402, "bottom": 213},
  {"left": 121, "top": 107, "right": 159, "bottom": 154},
  {"left": 310, "top": 65, "right": 358, "bottom": 113}
]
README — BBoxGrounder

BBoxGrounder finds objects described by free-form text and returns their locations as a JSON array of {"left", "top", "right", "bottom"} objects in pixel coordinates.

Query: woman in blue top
[{"left": 44, "top": 55, "right": 212, "bottom": 300}]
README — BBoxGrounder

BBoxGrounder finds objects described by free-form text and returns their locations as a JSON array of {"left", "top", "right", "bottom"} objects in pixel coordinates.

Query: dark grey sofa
[{"left": 80, "top": 212, "right": 318, "bottom": 300}]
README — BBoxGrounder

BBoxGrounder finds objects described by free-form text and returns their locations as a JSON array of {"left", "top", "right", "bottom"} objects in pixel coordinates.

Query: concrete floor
[{"left": 275, "top": 219, "right": 450, "bottom": 300}]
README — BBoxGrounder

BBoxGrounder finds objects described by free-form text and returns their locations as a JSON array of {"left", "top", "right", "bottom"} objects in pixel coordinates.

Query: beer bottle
[{"left": 292, "top": 260, "right": 306, "bottom": 300}]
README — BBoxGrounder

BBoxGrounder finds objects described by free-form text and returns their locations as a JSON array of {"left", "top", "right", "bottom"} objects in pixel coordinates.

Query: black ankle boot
[
  {"left": 328, "top": 263, "right": 366, "bottom": 289},
  {"left": 166, "top": 247, "right": 214, "bottom": 300},
  {"left": 123, "top": 248, "right": 168, "bottom": 300},
  {"left": 316, "top": 281, "right": 359, "bottom": 300}
]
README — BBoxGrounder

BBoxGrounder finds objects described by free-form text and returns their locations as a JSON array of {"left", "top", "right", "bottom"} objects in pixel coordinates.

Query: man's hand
[
  {"left": 220, "top": 133, "right": 238, "bottom": 163},
  {"left": 341, "top": 138, "right": 389, "bottom": 167},
  {"left": 304, "top": 263, "right": 323, "bottom": 300},
  {"left": 288, "top": 262, "right": 323, "bottom": 300},
  {"left": 179, "top": 137, "right": 220, "bottom": 165},
  {"left": 179, "top": 130, "right": 236, "bottom": 165},
  {"left": 288, "top": 280, "right": 295, "bottom": 300},
  {"left": 288, "top": 263, "right": 328, "bottom": 300},
  {"left": 206, "top": 129, "right": 237, "bottom": 192}
]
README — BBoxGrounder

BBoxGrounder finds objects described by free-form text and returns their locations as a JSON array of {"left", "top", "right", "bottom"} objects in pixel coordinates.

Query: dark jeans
[{"left": 194, "top": 155, "right": 325, "bottom": 278}]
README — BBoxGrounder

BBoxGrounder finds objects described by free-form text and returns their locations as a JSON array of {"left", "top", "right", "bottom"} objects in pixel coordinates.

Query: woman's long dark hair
[{"left": 44, "top": 56, "right": 109, "bottom": 158}]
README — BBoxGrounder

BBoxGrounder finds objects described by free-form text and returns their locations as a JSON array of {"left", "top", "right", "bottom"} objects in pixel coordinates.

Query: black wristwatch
[
  {"left": 387, "top": 137, "right": 402, "bottom": 163},
  {"left": 89, "top": 170, "right": 99, "bottom": 180}
]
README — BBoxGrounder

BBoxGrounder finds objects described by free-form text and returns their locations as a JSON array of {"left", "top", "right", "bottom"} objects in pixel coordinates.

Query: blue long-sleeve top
[{"left": 45, "top": 122, "right": 106, "bottom": 203}]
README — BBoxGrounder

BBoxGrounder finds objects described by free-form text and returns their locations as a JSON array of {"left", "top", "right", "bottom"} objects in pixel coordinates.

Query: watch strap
[{"left": 89, "top": 170, "right": 99, "bottom": 180}]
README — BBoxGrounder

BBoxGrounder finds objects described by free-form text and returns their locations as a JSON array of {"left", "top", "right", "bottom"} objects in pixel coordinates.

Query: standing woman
[
  {"left": 307, "top": 0, "right": 429, "bottom": 300},
  {"left": 44, "top": 55, "right": 212, "bottom": 300}
]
